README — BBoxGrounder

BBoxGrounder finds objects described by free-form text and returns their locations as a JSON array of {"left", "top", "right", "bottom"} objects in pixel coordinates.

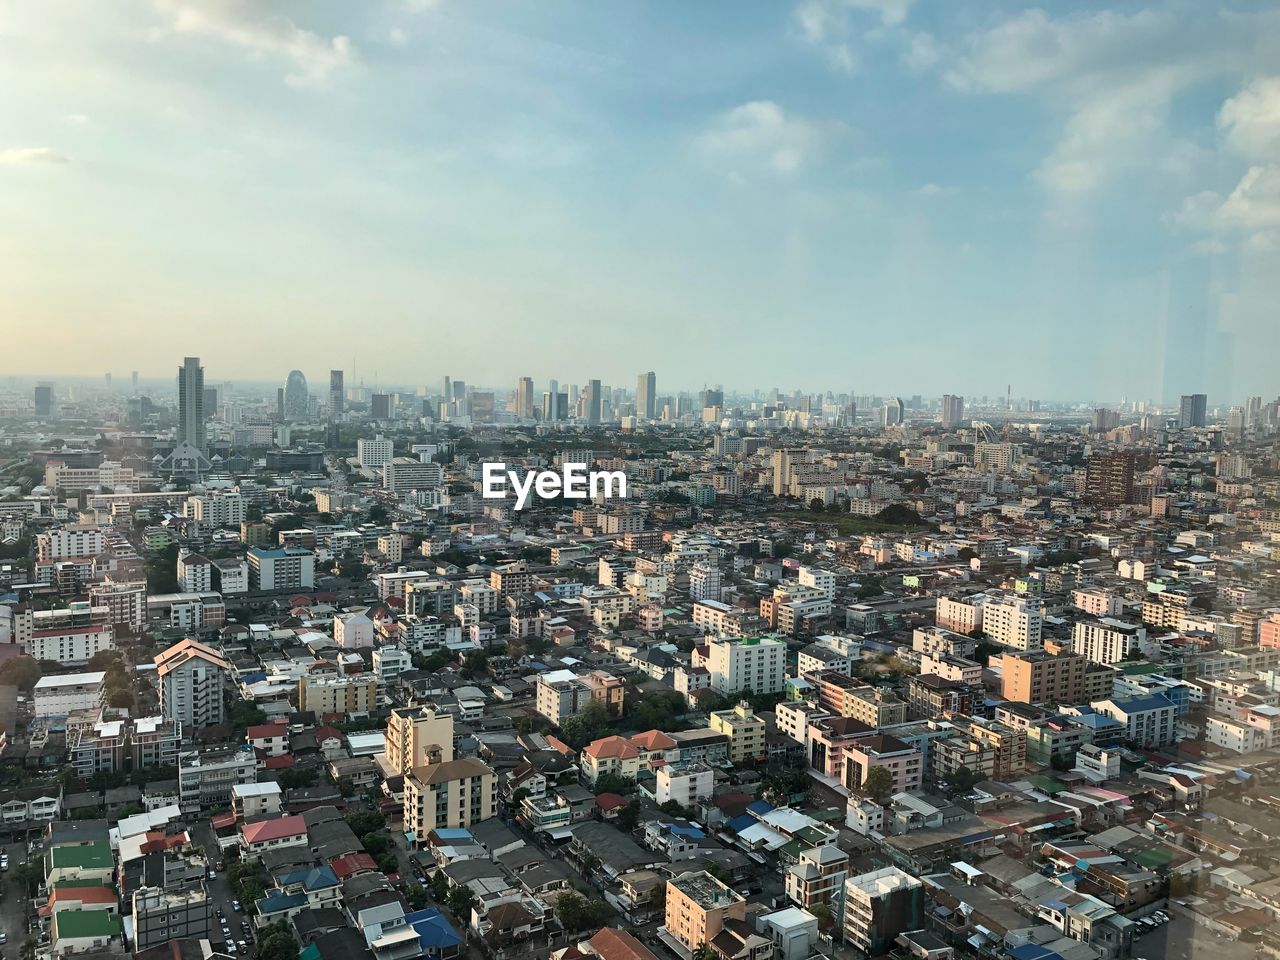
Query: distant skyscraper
[
  {"left": 284, "top": 370, "right": 309, "bottom": 420},
  {"left": 637, "top": 371, "right": 656, "bottom": 420},
  {"left": 177, "top": 357, "right": 205, "bottom": 448},
  {"left": 701, "top": 387, "right": 724, "bottom": 411},
  {"left": 104, "top": 372, "right": 112, "bottom": 391},
  {"left": 941, "top": 394, "right": 964, "bottom": 429},
  {"left": 131, "top": 371, "right": 139, "bottom": 395},
  {"left": 371, "top": 393, "right": 392, "bottom": 419},
  {"left": 516, "top": 377, "right": 535, "bottom": 418},
  {"left": 471, "top": 391, "right": 496, "bottom": 423},
  {"left": 202, "top": 387, "right": 219, "bottom": 421},
  {"left": 330, "top": 370, "right": 345, "bottom": 415},
  {"left": 1179, "top": 393, "right": 1207, "bottom": 429},
  {"left": 276, "top": 387, "right": 285, "bottom": 421},
  {"left": 1245, "top": 395, "right": 1262, "bottom": 425},
  {"left": 881, "top": 397, "right": 904, "bottom": 428},
  {"left": 33, "top": 383, "right": 54, "bottom": 418},
  {"left": 586, "top": 379, "right": 602, "bottom": 424}
]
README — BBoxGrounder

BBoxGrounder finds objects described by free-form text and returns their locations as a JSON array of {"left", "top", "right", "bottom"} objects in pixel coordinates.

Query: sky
[{"left": 1, "top": 0, "right": 1278, "bottom": 403}]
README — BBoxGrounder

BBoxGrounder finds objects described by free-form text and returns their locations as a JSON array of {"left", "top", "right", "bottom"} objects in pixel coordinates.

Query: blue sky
[{"left": 1, "top": 0, "right": 1278, "bottom": 403}]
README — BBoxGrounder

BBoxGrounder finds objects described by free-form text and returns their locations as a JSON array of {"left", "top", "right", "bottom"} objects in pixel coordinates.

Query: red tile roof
[
  {"left": 329, "top": 852, "right": 378, "bottom": 879},
  {"left": 240, "top": 815, "right": 307, "bottom": 845},
  {"left": 583, "top": 735, "right": 639, "bottom": 760},
  {"left": 587, "top": 927, "right": 659, "bottom": 960}
]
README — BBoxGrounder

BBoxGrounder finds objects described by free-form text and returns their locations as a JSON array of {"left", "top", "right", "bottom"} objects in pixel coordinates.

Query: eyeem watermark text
[{"left": 482, "top": 462, "right": 627, "bottom": 510}]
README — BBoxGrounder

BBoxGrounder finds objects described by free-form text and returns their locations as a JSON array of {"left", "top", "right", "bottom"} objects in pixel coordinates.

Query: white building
[
  {"left": 655, "top": 762, "right": 714, "bottom": 808},
  {"left": 213, "top": 558, "right": 249, "bottom": 595},
  {"left": 983, "top": 595, "right": 1043, "bottom": 650},
  {"left": 33, "top": 672, "right": 106, "bottom": 718},
  {"left": 1090, "top": 695, "right": 1177, "bottom": 747},
  {"left": 177, "top": 552, "right": 214, "bottom": 593},
  {"left": 689, "top": 561, "right": 722, "bottom": 604},
  {"left": 373, "top": 646, "right": 413, "bottom": 685},
  {"left": 184, "top": 493, "right": 245, "bottom": 529},
  {"left": 798, "top": 566, "right": 836, "bottom": 600},
  {"left": 705, "top": 635, "right": 787, "bottom": 695},
  {"left": 37, "top": 526, "right": 106, "bottom": 562},
  {"left": 1071, "top": 618, "right": 1146, "bottom": 665},
  {"left": 383, "top": 458, "right": 443, "bottom": 495},
  {"left": 357, "top": 435, "right": 394, "bottom": 469},
  {"left": 155, "top": 638, "right": 230, "bottom": 730},
  {"left": 935, "top": 595, "right": 986, "bottom": 635},
  {"left": 247, "top": 547, "right": 316, "bottom": 592},
  {"left": 335, "top": 611, "right": 375, "bottom": 649},
  {"left": 30, "top": 623, "right": 115, "bottom": 666}
]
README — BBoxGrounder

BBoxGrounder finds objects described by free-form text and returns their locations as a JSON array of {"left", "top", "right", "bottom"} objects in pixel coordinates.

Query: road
[
  {"left": 193, "top": 825, "right": 256, "bottom": 957},
  {"left": 0, "top": 838, "right": 29, "bottom": 953}
]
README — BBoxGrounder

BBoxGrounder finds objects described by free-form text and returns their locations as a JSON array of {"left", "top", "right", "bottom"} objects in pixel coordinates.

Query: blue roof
[
  {"left": 278, "top": 865, "right": 338, "bottom": 891},
  {"left": 746, "top": 799, "right": 773, "bottom": 816},
  {"left": 241, "top": 670, "right": 267, "bottom": 684},
  {"left": 726, "top": 813, "right": 756, "bottom": 834},
  {"left": 667, "top": 824, "right": 705, "bottom": 839},
  {"left": 432, "top": 828, "right": 474, "bottom": 841},
  {"left": 1009, "top": 945, "right": 1059, "bottom": 960},
  {"left": 406, "top": 908, "right": 462, "bottom": 951},
  {"left": 258, "top": 891, "right": 307, "bottom": 914}
]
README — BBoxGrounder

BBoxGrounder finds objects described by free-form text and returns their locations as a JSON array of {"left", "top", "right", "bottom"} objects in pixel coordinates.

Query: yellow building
[
  {"left": 664, "top": 871, "right": 746, "bottom": 954},
  {"left": 709, "top": 701, "right": 766, "bottom": 764},
  {"left": 297, "top": 673, "right": 377, "bottom": 717},
  {"left": 403, "top": 758, "right": 497, "bottom": 846},
  {"left": 385, "top": 706, "right": 455, "bottom": 774}
]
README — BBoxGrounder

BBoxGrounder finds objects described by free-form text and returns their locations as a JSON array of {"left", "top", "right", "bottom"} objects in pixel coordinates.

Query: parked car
[{"left": 232, "top": 900, "right": 242, "bottom": 912}]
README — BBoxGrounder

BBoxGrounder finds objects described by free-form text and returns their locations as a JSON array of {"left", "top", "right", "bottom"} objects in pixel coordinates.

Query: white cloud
[
  {"left": 388, "top": 27, "right": 409, "bottom": 48},
  {"left": 902, "top": 32, "right": 940, "bottom": 71},
  {"left": 1218, "top": 165, "right": 1280, "bottom": 231},
  {"left": 944, "top": 7, "right": 1278, "bottom": 196},
  {"left": 1218, "top": 77, "right": 1280, "bottom": 159},
  {"left": 792, "top": 0, "right": 915, "bottom": 74},
  {"left": 0, "top": 146, "right": 69, "bottom": 165},
  {"left": 65, "top": 113, "right": 90, "bottom": 125},
  {"left": 698, "top": 101, "right": 845, "bottom": 176},
  {"left": 153, "top": 0, "right": 354, "bottom": 87}
]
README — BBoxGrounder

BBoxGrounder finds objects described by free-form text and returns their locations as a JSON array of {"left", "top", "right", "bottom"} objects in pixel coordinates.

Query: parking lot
[{"left": 1134, "top": 911, "right": 1261, "bottom": 960}]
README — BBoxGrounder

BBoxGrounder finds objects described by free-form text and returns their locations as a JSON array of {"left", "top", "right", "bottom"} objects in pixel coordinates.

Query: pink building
[
  {"left": 844, "top": 735, "right": 923, "bottom": 794},
  {"left": 1260, "top": 615, "right": 1280, "bottom": 650}
]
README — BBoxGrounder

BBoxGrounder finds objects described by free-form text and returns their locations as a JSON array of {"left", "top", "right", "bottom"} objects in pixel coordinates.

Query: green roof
[
  {"left": 55, "top": 910, "right": 121, "bottom": 940},
  {"left": 48, "top": 842, "right": 113, "bottom": 871}
]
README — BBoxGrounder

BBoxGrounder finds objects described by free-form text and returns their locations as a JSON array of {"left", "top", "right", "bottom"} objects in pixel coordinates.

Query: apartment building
[
  {"left": 842, "top": 868, "right": 925, "bottom": 956},
  {"left": 812, "top": 671, "right": 908, "bottom": 726},
  {"left": 708, "top": 701, "right": 767, "bottom": 763},
  {"left": 664, "top": 871, "right": 746, "bottom": 955},
  {"left": 785, "top": 844, "right": 849, "bottom": 913},
  {"left": 1071, "top": 618, "right": 1146, "bottom": 665},
  {"left": 155, "top": 638, "right": 230, "bottom": 730},
  {"left": 535, "top": 670, "right": 592, "bottom": 725},
  {"left": 404, "top": 758, "right": 497, "bottom": 844},
  {"left": 34, "top": 671, "right": 106, "bottom": 718},
  {"left": 88, "top": 579, "right": 147, "bottom": 633},
  {"left": 385, "top": 707, "right": 455, "bottom": 774},
  {"left": 704, "top": 635, "right": 787, "bottom": 695},
  {"left": 1001, "top": 650, "right": 1088, "bottom": 705},
  {"left": 30, "top": 622, "right": 114, "bottom": 666},
  {"left": 247, "top": 547, "right": 316, "bottom": 592},
  {"left": 298, "top": 673, "right": 377, "bottom": 717},
  {"left": 983, "top": 595, "right": 1043, "bottom": 650},
  {"left": 178, "top": 747, "right": 257, "bottom": 813},
  {"left": 1090, "top": 695, "right": 1178, "bottom": 747},
  {"left": 935, "top": 595, "right": 986, "bottom": 635}
]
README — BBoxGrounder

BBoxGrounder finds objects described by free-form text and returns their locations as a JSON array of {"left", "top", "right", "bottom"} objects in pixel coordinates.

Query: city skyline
[{"left": 2, "top": 1, "right": 1278, "bottom": 397}]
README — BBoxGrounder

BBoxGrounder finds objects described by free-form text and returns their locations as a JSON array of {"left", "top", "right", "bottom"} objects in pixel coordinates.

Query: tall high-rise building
[
  {"left": 177, "top": 357, "right": 205, "bottom": 448},
  {"left": 1179, "top": 393, "right": 1207, "bottom": 429},
  {"left": 275, "top": 387, "right": 285, "bottom": 421},
  {"left": 515, "top": 377, "right": 535, "bottom": 418},
  {"left": 637, "top": 371, "right": 656, "bottom": 420},
  {"left": 284, "top": 370, "right": 309, "bottom": 420},
  {"left": 329, "top": 370, "right": 344, "bottom": 415},
  {"left": 202, "top": 387, "right": 219, "bottom": 421},
  {"left": 542, "top": 392, "right": 568, "bottom": 421},
  {"left": 881, "top": 397, "right": 904, "bottom": 428},
  {"left": 586, "top": 379, "right": 602, "bottom": 424},
  {"left": 1085, "top": 452, "right": 1135, "bottom": 508},
  {"left": 131, "top": 371, "right": 139, "bottom": 395},
  {"left": 33, "top": 383, "right": 54, "bottom": 418},
  {"left": 371, "top": 393, "right": 392, "bottom": 419},
  {"left": 701, "top": 387, "right": 724, "bottom": 411},
  {"left": 941, "top": 394, "right": 964, "bottom": 428}
]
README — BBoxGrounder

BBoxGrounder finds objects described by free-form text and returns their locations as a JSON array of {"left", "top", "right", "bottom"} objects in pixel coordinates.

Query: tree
[
  {"left": 461, "top": 650, "right": 489, "bottom": 679},
  {"left": 447, "top": 885, "right": 476, "bottom": 920},
  {"left": 406, "top": 883, "right": 430, "bottom": 910},
  {"left": 276, "top": 766, "right": 318, "bottom": 789},
  {"left": 346, "top": 809, "right": 386, "bottom": 836},
  {"left": 0, "top": 655, "right": 40, "bottom": 691},
  {"left": 948, "top": 766, "right": 980, "bottom": 792},
  {"left": 554, "top": 890, "right": 612, "bottom": 932},
  {"left": 862, "top": 766, "right": 894, "bottom": 803},
  {"left": 108, "top": 689, "right": 135, "bottom": 709},
  {"left": 810, "top": 903, "right": 835, "bottom": 933},
  {"left": 593, "top": 772, "right": 637, "bottom": 796},
  {"left": 257, "top": 922, "right": 298, "bottom": 960},
  {"left": 430, "top": 871, "right": 450, "bottom": 903},
  {"left": 145, "top": 543, "right": 180, "bottom": 593},
  {"left": 856, "top": 575, "right": 884, "bottom": 600},
  {"left": 559, "top": 698, "right": 611, "bottom": 749},
  {"left": 616, "top": 798, "right": 642, "bottom": 831}
]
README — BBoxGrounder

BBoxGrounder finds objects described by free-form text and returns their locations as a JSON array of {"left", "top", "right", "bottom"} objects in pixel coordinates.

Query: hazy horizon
[{"left": 3, "top": 1, "right": 1278, "bottom": 399}]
